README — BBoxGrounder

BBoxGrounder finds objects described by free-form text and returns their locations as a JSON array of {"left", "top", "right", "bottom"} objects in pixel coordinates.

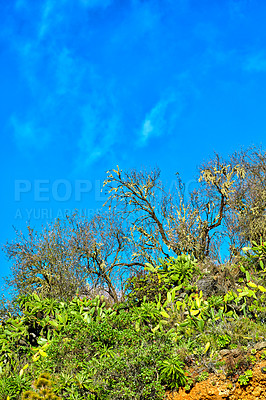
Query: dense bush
[
  {"left": 125, "top": 255, "right": 200, "bottom": 305},
  {"left": 125, "top": 270, "right": 169, "bottom": 304},
  {"left": 0, "top": 292, "right": 186, "bottom": 399},
  {"left": 1, "top": 246, "right": 266, "bottom": 399}
]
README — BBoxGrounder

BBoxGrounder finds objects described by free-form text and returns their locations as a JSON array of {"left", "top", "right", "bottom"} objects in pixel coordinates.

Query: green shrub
[
  {"left": 216, "top": 334, "right": 231, "bottom": 349},
  {"left": 0, "top": 373, "right": 31, "bottom": 399},
  {"left": 86, "top": 342, "right": 168, "bottom": 399},
  {"left": 3, "top": 278, "right": 266, "bottom": 400},
  {"left": 27, "top": 305, "right": 179, "bottom": 399},
  {"left": 125, "top": 255, "right": 199, "bottom": 305},
  {"left": 158, "top": 355, "right": 187, "bottom": 389},
  {"left": 125, "top": 270, "right": 169, "bottom": 304},
  {"left": 155, "top": 255, "right": 200, "bottom": 288}
]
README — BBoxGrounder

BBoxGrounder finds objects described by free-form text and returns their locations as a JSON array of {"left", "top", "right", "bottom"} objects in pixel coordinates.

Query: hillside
[{"left": 1, "top": 245, "right": 266, "bottom": 399}]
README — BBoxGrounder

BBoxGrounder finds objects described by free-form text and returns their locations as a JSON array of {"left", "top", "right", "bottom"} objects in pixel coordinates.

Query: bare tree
[
  {"left": 67, "top": 211, "right": 146, "bottom": 302},
  {"left": 3, "top": 210, "right": 146, "bottom": 302},
  {"left": 225, "top": 147, "right": 266, "bottom": 252},
  {"left": 3, "top": 219, "right": 89, "bottom": 300},
  {"left": 103, "top": 160, "right": 245, "bottom": 263}
]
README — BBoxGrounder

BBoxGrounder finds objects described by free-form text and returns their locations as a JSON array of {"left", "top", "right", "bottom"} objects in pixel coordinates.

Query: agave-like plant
[{"left": 158, "top": 355, "right": 187, "bottom": 389}]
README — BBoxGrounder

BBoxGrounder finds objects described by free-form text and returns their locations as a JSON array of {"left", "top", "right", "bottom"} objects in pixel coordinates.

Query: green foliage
[
  {"left": 0, "top": 373, "right": 31, "bottom": 399},
  {"left": 45, "top": 309, "right": 176, "bottom": 399},
  {"left": 196, "top": 371, "right": 209, "bottom": 382},
  {"left": 241, "top": 239, "right": 266, "bottom": 280},
  {"left": 158, "top": 355, "right": 187, "bottom": 389},
  {"left": 0, "top": 293, "right": 188, "bottom": 399},
  {"left": 146, "top": 254, "right": 199, "bottom": 290},
  {"left": 125, "top": 270, "right": 169, "bottom": 304},
  {"left": 238, "top": 370, "right": 253, "bottom": 385},
  {"left": 216, "top": 334, "right": 231, "bottom": 349},
  {"left": 125, "top": 254, "right": 199, "bottom": 306},
  {"left": 132, "top": 300, "right": 163, "bottom": 331},
  {"left": 2, "top": 250, "right": 266, "bottom": 399},
  {"left": 237, "top": 243, "right": 266, "bottom": 321},
  {"left": 85, "top": 342, "right": 168, "bottom": 399},
  {"left": 157, "top": 255, "right": 200, "bottom": 287}
]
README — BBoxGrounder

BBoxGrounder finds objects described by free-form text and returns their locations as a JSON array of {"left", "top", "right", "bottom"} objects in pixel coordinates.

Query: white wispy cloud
[
  {"left": 74, "top": 102, "right": 120, "bottom": 171},
  {"left": 38, "top": 0, "right": 54, "bottom": 39},
  {"left": 138, "top": 93, "right": 182, "bottom": 146},
  {"left": 7, "top": 0, "right": 187, "bottom": 167},
  {"left": 55, "top": 48, "right": 88, "bottom": 97},
  {"left": 8, "top": 1, "right": 89, "bottom": 152},
  {"left": 10, "top": 115, "right": 51, "bottom": 152}
]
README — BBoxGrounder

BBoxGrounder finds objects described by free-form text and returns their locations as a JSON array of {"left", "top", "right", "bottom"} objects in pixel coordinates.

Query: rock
[
  {"left": 196, "top": 277, "right": 221, "bottom": 297},
  {"left": 219, "top": 348, "right": 243, "bottom": 358},
  {"left": 219, "top": 349, "right": 231, "bottom": 357},
  {"left": 231, "top": 349, "right": 243, "bottom": 358},
  {"left": 254, "top": 341, "right": 266, "bottom": 351}
]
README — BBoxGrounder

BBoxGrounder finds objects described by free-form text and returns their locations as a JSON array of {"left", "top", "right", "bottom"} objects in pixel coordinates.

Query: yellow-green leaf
[
  {"left": 39, "top": 349, "right": 47, "bottom": 357},
  {"left": 196, "top": 296, "right": 201, "bottom": 308},
  {"left": 247, "top": 281, "right": 257, "bottom": 288},
  {"left": 152, "top": 325, "right": 160, "bottom": 333},
  {"left": 203, "top": 342, "right": 210, "bottom": 354},
  {"left": 160, "top": 310, "right": 170, "bottom": 319},
  {"left": 190, "top": 309, "right": 200, "bottom": 316}
]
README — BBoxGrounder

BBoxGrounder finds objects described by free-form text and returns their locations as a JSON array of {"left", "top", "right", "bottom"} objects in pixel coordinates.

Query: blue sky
[{"left": 1, "top": 0, "right": 266, "bottom": 284}]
